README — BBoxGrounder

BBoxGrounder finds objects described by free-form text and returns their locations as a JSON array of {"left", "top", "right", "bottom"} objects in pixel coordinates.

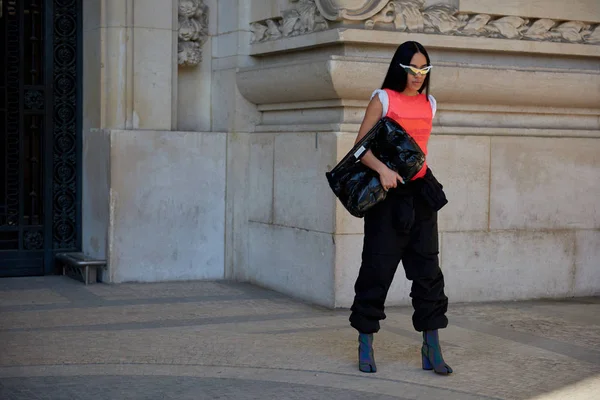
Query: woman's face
[{"left": 405, "top": 52, "right": 428, "bottom": 93}]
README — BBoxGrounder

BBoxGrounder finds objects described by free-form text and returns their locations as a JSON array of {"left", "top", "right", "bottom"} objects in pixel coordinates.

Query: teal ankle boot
[
  {"left": 358, "top": 333, "right": 377, "bottom": 373},
  {"left": 422, "top": 330, "right": 453, "bottom": 375}
]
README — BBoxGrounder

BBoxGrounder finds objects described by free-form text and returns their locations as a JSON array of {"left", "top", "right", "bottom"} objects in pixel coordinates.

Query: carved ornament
[
  {"left": 178, "top": 0, "right": 209, "bottom": 67},
  {"left": 251, "top": 0, "right": 329, "bottom": 43},
  {"left": 314, "top": 0, "right": 389, "bottom": 21},
  {"left": 250, "top": 0, "right": 600, "bottom": 45}
]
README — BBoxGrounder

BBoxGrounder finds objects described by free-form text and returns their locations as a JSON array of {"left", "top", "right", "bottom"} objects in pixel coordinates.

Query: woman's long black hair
[{"left": 381, "top": 41, "right": 431, "bottom": 99}]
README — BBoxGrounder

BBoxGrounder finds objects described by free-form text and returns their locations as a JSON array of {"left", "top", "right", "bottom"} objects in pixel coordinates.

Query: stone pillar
[
  {"left": 82, "top": 0, "right": 227, "bottom": 282},
  {"left": 177, "top": 0, "right": 211, "bottom": 131},
  {"left": 96, "top": 0, "right": 179, "bottom": 130},
  {"left": 237, "top": 0, "right": 600, "bottom": 307}
]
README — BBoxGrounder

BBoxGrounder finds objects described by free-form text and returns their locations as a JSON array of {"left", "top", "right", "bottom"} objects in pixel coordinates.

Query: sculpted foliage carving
[
  {"left": 367, "top": 0, "right": 600, "bottom": 44},
  {"left": 178, "top": 0, "right": 209, "bottom": 67},
  {"left": 313, "top": 0, "right": 389, "bottom": 21},
  {"left": 250, "top": 0, "right": 600, "bottom": 45},
  {"left": 251, "top": 0, "right": 329, "bottom": 43}
]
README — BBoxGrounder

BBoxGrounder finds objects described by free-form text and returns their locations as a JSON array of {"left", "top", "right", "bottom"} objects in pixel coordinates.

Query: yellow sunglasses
[{"left": 399, "top": 63, "right": 432, "bottom": 76}]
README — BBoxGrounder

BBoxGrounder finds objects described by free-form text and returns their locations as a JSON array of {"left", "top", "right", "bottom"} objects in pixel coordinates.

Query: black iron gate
[{"left": 0, "top": 0, "right": 82, "bottom": 276}]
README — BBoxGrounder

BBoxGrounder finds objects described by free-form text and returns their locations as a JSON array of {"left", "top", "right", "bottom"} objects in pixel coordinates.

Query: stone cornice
[
  {"left": 250, "top": 0, "right": 600, "bottom": 45},
  {"left": 236, "top": 55, "right": 600, "bottom": 114},
  {"left": 249, "top": 29, "right": 600, "bottom": 58}
]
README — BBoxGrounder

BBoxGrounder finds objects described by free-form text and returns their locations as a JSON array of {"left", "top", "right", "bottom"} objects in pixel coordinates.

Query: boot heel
[{"left": 421, "top": 346, "right": 433, "bottom": 370}]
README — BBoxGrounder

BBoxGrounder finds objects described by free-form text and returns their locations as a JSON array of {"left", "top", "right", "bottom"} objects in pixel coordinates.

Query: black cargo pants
[{"left": 349, "top": 179, "right": 448, "bottom": 333}]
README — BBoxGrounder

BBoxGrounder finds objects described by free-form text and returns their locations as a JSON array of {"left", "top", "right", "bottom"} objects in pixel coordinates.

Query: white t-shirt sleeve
[
  {"left": 428, "top": 94, "right": 437, "bottom": 118},
  {"left": 370, "top": 89, "right": 389, "bottom": 119}
]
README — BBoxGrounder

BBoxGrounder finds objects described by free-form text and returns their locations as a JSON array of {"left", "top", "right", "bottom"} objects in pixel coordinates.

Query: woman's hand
[{"left": 378, "top": 166, "right": 403, "bottom": 191}]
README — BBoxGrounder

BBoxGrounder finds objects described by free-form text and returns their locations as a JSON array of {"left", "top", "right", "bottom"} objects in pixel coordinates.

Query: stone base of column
[
  {"left": 243, "top": 129, "right": 600, "bottom": 309},
  {"left": 82, "top": 128, "right": 227, "bottom": 283}
]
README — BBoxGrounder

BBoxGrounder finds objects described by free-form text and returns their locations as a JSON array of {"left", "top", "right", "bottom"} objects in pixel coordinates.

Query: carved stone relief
[
  {"left": 250, "top": 0, "right": 329, "bottom": 43},
  {"left": 314, "top": 0, "right": 389, "bottom": 21},
  {"left": 250, "top": 0, "right": 600, "bottom": 45},
  {"left": 178, "top": 0, "right": 209, "bottom": 67},
  {"left": 365, "top": 0, "right": 600, "bottom": 44}
]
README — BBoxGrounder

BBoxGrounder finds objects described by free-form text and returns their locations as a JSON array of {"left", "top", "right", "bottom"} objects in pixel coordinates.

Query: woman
[{"left": 349, "top": 41, "right": 452, "bottom": 375}]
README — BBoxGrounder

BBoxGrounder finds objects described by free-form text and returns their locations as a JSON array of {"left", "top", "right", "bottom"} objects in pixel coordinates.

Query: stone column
[
  {"left": 237, "top": 0, "right": 600, "bottom": 307},
  {"left": 82, "top": 0, "right": 227, "bottom": 283},
  {"left": 97, "top": 0, "right": 179, "bottom": 130}
]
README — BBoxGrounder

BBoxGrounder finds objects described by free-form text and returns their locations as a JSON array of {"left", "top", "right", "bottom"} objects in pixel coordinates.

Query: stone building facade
[{"left": 3, "top": 0, "right": 598, "bottom": 307}]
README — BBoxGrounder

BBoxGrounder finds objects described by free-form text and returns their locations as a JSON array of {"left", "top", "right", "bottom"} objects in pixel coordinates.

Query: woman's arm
[{"left": 355, "top": 97, "right": 403, "bottom": 189}]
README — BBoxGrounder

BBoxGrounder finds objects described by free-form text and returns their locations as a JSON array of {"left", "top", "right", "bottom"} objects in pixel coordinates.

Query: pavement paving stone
[{"left": 0, "top": 276, "right": 599, "bottom": 400}]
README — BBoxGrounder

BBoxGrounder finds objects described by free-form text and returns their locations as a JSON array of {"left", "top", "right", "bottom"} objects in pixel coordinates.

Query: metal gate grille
[{"left": 0, "top": 0, "right": 81, "bottom": 276}]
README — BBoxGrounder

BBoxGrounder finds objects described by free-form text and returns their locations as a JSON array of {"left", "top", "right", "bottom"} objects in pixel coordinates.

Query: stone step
[{"left": 56, "top": 253, "right": 106, "bottom": 285}]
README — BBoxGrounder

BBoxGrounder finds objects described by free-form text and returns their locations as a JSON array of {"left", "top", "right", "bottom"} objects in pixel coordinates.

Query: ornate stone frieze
[
  {"left": 314, "top": 0, "right": 389, "bottom": 21},
  {"left": 178, "top": 0, "right": 209, "bottom": 67},
  {"left": 250, "top": 0, "right": 329, "bottom": 43},
  {"left": 251, "top": 0, "right": 600, "bottom": 45},
  {"left": 365, "top": 0, "right": 600, "bottom": 44}
]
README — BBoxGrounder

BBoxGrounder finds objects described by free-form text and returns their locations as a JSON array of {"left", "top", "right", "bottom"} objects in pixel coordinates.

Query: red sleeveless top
[{"left": 382, "top": 89, "right": 433, "bottom": 180}]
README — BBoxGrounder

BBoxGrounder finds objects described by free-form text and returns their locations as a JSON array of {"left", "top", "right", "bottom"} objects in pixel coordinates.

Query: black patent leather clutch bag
[{"left": 325, "top": 117, "right": 425, "bottom": 218}]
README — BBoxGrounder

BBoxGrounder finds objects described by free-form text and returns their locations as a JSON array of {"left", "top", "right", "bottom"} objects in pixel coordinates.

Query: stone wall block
[
  {"left": 273, "top": 132, "right": 338, "bottom": 233},
  {"left": 574, "top": 230, "right": 600, "bottom": 295},
  {"left": 441, "top": 230, "right": 575, "bottom": 302},
  {"left": 109, "top": 130, "right": 226, "bottom": 282},
  {"left": 248, "top": 222, "right": 335, "bottom": 307},
  {"left": 490, "top": 137, "right": 600, "bottom": 230},
  {"left": 427, "top": 135, "right": 491, "bottom": 232},
  {"left": 248, "top": 134, "right": 275, "bottom": 224}
]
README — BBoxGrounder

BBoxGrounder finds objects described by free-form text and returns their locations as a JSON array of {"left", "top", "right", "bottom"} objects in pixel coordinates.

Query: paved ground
[{"left": 0, "top": 277, "right": 599, "bottom": 400}]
